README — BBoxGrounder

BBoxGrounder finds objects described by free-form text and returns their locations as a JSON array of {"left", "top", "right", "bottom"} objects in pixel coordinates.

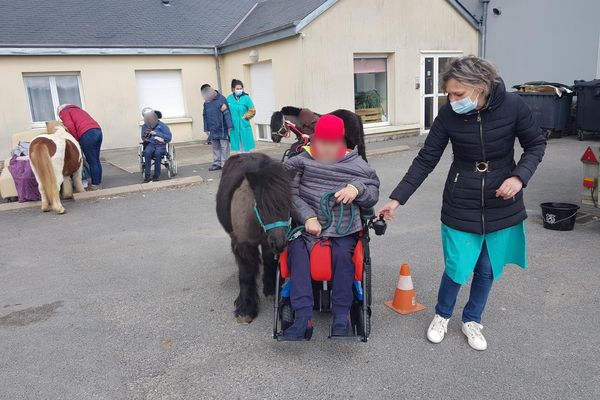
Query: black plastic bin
[
  {"left": 517, "top": 92, "right": 573, "bottom": 137},
  {"left": 573, "top": 79, "right": 600, "bottom": 140},
  {"left": 540, "top": 202, "right": 579, "bottom": 231}
]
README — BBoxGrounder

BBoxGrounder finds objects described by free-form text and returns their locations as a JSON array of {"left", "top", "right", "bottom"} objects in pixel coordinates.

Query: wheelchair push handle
[{"left": 369, "top": 214, "right": 387, "bottom": 236}]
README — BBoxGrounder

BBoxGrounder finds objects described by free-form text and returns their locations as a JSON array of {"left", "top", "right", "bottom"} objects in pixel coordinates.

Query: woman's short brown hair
[{"left": 441, "top": 55, "right": 500, "bottom": 94}]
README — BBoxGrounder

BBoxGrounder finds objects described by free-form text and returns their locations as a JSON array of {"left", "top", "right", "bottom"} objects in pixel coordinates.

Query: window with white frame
[
  {"left": 135, "top": 70, "right": 185, "bottom": 118},
  {"left": 23, "top": 73, "right": 84, "bottom": 125},
  {"left": 354, "top": 57, "right": 388, "bottom": 124}
]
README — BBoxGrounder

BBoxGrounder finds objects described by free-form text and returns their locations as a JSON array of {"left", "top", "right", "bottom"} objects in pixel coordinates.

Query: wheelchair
[
  {"left": 272, "top": 209, "right": 387, "bottom": 342},
  {"left": 138, "top": 142, "right": 178, "bottom": 179}
]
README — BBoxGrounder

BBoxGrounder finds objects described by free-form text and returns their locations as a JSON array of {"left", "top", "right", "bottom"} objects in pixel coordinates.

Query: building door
[
  {"left": 249, "top": 61, "right": 275, "bottom": 141},
  {"left": 420, "top": 52, "right": 462, "bottom": 133}
]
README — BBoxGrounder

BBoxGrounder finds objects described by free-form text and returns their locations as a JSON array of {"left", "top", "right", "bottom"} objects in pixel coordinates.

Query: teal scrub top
[
  {"left": 227, "top": 93, "right": 256, "bottom": 152},
  {"left": 441, "top": 222, "right": 527, "bottom": 285}
]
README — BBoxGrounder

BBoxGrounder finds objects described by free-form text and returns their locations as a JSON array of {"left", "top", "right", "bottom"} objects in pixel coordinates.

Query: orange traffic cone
[{"left": 385, "top": 263, "right": 426, "bottom": 315}]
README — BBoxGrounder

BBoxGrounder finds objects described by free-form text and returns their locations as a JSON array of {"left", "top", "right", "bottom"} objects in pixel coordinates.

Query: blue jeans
[
  {"left": 144, "top": 142, "right": 166, "bottom": 178},
  {"left": 288, "top": 236, "right": 357, "bottom": 318},
  {"left": 79, "top": 128, "right": 103, "bottom": 185},
  {"left": 435, "top": 242, "right": 494, "bottom": 323}
]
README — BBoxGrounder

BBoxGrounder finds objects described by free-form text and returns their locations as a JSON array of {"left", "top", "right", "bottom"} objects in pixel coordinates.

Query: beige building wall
[
  {"left": 220, "top": 0, "right": 478, "bottom": 133},
  {"left": 0, "top": 0, "right": 478, "bottom": 156},
  {"left": 299, "top": 0, "right": 479, "bottom": 127},
  {"left": 0, "top": 54, "right": 216, "bottom": 156},
  {"left": 302, "top": 0, "right": 478, "bottom": 125},
  {"left": 219, "top": 37, "right": 304, "bottom": 110}
]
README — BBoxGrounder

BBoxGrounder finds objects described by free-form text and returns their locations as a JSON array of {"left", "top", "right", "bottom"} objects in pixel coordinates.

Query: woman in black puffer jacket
[{"left": 379, "top": 56, "right": 546, "bottom": 351}]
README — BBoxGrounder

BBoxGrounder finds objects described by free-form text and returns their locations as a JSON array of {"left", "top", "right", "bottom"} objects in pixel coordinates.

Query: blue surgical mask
[
  {"left": 450, "top": 89, "right": 480, "bottom": 114},
  {"left": 234, "top": 89, "right": 243, "bottom": 97}
]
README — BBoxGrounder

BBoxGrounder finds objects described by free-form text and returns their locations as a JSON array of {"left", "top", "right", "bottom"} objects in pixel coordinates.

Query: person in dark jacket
[
  {"left": 57, "top": 104, "right": 103, "bottom": 190},
  {"left": 281, "top": 115, "right": 380, "bottom": 341},
  {"left": 141, "top": 107, "right": 172, "bottom": 182},
  {"left": 202, "top": 84, "right": 233, "bottom": 171},
  {"left": 379, "top": 56, "right": 546, "bottom": 351}
]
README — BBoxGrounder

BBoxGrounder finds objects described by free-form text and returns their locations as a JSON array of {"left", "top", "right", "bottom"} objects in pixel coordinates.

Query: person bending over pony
[{"left": 282, "top": 114, "right": 380, "bottom": 340}]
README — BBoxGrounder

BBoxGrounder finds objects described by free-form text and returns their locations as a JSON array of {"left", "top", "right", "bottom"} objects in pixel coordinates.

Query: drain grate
[{"left": 575, "top": 211, "right": 600, "bottom": 225}]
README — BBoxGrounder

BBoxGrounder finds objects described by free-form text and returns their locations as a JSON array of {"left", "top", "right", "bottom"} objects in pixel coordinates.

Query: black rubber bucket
[{"left": 540, "top": 202, "right": 580, "bottom": 231}]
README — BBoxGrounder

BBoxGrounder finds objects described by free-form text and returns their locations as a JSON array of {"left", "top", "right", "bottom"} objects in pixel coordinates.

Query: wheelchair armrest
[
  {"left": 360, "top": 207, "right": 387, "bottom": 236},
  {"left": 359, "top": 207, "right": 375, "bottom": 220}
]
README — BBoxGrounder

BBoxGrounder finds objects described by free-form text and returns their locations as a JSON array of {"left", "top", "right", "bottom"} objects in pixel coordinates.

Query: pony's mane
[
  {"left": 280, "top": 106, "right": 302, "bottom": 117},
  {"left": 251, "top": 158, "right": 292, "bottom": 220}
]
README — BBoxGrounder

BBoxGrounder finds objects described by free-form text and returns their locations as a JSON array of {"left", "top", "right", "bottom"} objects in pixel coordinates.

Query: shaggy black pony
[
  {"left": 216, "top": 153, "right": 294, "bottom": 323},
  {"left": 270, "top": 106, "right": 367, "bottom": 161}
]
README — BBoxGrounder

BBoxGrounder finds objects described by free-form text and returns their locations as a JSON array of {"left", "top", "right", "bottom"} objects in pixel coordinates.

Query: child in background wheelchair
[{"left": 279, "top": 114, "right": 380, "bottom": 341}]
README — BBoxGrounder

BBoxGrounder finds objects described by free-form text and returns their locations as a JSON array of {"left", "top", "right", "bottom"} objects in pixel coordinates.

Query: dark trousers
[
  {"left": 144, "top": 142, "right": 166, "bottom": 178},
  {"left": 435, "top": 242, "right": 494, "bottom": 323},
  {"left": 79, "top": 128, "right": 103, "bottom": 185},
  {"left": 288, "top": 236, "right": 357, "bottom": 318}
]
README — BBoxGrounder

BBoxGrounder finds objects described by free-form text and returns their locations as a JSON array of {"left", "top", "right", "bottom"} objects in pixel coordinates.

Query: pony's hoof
[
  {"left": 41, "top": 203, "right": 50, "bottom": 212},
  {"left": 55, "top": 207, "right": 66, "bottom": 214},
  {"left": 236, "top": 315, "right": 254, "bottom": 324}
]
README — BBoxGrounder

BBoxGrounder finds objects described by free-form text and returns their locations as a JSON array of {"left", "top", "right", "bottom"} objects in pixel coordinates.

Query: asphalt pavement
[{"left": 0, "top": 135, "right": 599, "bottom": 400}]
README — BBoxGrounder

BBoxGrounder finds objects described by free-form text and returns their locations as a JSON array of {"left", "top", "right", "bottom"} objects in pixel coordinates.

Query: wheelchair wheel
[
  {"left": 279, "top": 300, "right": 295, "bottom": 331},
  {"left": 362, "top": 239, "right": 372, "bottom": 307},
  {"left": 365, "top": 259, "right": 372, "bottom": 307},
  {"left": 351, "top": 301, "right": 371, "bottom": 339},
  {"left": 138, "top": 147, "right": 145, "bottom": 178},
  {"left": 169, "top": 146, "right": 178, "bottom": 176}
]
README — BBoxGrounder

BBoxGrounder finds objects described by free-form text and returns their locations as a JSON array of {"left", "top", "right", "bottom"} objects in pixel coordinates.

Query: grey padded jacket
[{"left": 285, "top": 148, "right": 380, "bottom": 238}]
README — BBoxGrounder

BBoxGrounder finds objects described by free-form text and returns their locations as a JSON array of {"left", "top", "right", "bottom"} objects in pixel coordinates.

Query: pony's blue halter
[{"left": 254, "top": 203, "right": 291, "bottom": 233}]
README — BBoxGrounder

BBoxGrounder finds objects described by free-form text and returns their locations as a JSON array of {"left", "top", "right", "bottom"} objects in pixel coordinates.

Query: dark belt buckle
[{"left": 475, "top": 161, "right": 489, "bottom": 173}]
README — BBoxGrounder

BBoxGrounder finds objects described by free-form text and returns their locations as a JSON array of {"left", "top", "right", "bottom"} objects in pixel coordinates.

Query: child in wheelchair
[{"left": 282, "top": 114, "right": 380, "bottom": 340}]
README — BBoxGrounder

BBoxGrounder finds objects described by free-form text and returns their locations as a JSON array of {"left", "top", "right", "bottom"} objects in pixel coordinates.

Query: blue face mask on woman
[
  {"left": 234, "top": 89, "right": 243, "bottom": 97},
  {"left": 450, "top": 88, "right": 481, "bottom": 114}
]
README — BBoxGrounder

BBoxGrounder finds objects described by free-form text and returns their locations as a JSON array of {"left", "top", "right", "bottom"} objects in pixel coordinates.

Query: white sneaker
[
  {"left": 462, "top": 321, "right": 488, "bottom": 351},
  {"left": 427, "top": 314, "right": 449, "bottom": 344}
]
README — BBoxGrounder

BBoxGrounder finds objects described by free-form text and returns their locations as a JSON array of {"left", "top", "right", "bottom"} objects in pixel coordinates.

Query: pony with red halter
[
  {"left": 272, "top": 113, "right": 310, "bottom": 160},
  {"left": 270, "top": 106, "right": 367, "bottom": 162}
]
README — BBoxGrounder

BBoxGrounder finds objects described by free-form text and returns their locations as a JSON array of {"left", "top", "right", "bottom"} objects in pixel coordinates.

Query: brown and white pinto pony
[{"left": 29, "top": 125, "right": 84, "bottom": 214}]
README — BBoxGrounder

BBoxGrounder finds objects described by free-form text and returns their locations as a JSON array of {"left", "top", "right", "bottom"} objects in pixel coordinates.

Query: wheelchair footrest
[{"left": 328, "top": 330, "right": 362, "bottom": 341}]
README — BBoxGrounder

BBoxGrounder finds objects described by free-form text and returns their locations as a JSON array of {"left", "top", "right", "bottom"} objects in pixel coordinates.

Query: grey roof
[
  {"left": 0, "top": 0, "right": 256, "bottom": 48},
  {"left": 445, "top": 0, "right": 481, "bottom": 30},
  {"left": 0, "top": 0, "right": 333, "bottom": 50},
  {"left": 223, "top": 0, "right": 330, "bottom": 45}
]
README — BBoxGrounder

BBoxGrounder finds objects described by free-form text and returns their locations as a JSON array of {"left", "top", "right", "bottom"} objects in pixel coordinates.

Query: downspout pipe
[
  {"left": 213, "top": 46, "right": 223, "bottom": 92},
  {"left": 480, "top": 0, "right": 490, "bottom": 58}
]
